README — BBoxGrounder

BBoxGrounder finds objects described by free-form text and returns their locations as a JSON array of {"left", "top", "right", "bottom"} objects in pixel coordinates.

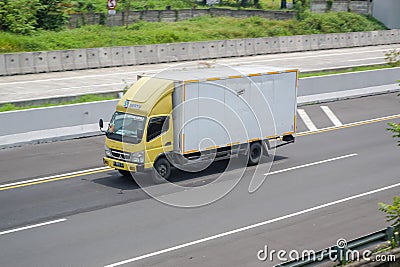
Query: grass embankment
[
  {"left": 0, "top": 94, "right": 116, "bottom": 112},
  {"left": 0, "top": 64, "right": 394, "bottom": 112},
  {"left": 298, "top": 64, "right": 393, "bottom": 78},
  {"left": 0, "top": 12, "right": 386, "bottom": 53}
]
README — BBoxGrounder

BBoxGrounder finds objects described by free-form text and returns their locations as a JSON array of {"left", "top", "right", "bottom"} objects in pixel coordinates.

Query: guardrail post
[
  {"left": 386, "top": 226, "right": 394, "bottom": 248},
  {"left": 394, "top": 231, "right": 399, "bottom": 248}
]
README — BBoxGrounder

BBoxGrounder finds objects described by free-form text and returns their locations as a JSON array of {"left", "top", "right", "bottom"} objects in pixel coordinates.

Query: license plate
[{"left": 113, "top": 161, "right": 124, "bottom": 168}]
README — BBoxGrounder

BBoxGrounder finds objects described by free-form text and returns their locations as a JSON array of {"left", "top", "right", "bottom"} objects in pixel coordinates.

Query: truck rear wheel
[
  {"left": 152, "top": 158, "right": 171, "bottom": 183},
  {"left": 247, "top": 142, "right": 262, "bottom": 166}
]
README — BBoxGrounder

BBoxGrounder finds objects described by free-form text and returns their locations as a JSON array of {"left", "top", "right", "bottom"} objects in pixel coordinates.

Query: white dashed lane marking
[
  {"left": 297, "top": 109, "right": 318, "bottom": 131},
  {"left": 320, "top": 106, "right": 343, "bottom": 127}
]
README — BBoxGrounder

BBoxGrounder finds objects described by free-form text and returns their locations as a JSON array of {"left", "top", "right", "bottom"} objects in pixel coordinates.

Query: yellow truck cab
[{"left": 100, "top": 77, "right": 175, "bottom": 179}]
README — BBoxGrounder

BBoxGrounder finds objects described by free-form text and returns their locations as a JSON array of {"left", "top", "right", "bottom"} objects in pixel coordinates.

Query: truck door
[{"left": 145, "top": 114, "right": 173, "bottom": 168}]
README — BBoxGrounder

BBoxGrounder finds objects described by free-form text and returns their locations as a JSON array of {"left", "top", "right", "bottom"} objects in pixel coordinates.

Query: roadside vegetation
[
  {"left": 385, "top": 49, "right": 400, "bottom": 67},
  {"left": 379, "top": 196, "right": 400, "bottom": 251},
  {"left": 387, "top": 122, "right": 400, "bottom": 146},
  {"left": 0, "top": 0, "right": 387, "bottom": 53},
  {"left": 0, "top": 12, "right": 386, "bottom": 53}
]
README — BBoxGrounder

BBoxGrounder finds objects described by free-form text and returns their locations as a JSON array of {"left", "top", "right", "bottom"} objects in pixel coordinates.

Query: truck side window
[{"left": 146, "top": 116, "right": 169, "bottom": 142}]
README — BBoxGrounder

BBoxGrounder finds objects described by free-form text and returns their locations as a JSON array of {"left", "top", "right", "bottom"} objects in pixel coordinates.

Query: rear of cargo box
[{"left": 171, "top": 69, "right": 297, "bottom": 154}]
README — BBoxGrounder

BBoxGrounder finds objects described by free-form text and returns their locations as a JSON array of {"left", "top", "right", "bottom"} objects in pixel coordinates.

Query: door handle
[{"left": 164, "top": 142, "right": 171, "bottom": 146}]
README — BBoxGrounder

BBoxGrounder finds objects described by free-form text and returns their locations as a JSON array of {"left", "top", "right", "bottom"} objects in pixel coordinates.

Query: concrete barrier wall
[
  {"left": 310, "top": 0, "right": 328, "bottom": 13},
  {"left": 311, "top": 0, "right": 371, "bottom": 15},
  {"left": 1, "top": 68, "right": 399, "bottom": 148},
  {"left": 298, "top": 67, "right": 400, "bottom": 96},
  {"left": 2, "top": 100, "right": 117, "bottom": 136},
  {"left": 68, "top": 9, "right": 295, "bottom": 28},
  {"left": 1, "top": 30, "right": 400, "bottom": 76}
]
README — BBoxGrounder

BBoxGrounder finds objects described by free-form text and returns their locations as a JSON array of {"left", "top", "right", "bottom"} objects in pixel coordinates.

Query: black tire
[
  {"left": 247, "top": 142, "right": 262, "bottom": 166},
  {"left": 118, "top": 169, "right": 132, "bottom": 178},
  {"left": 152, "top": 158, "right": 171, "bottom": 183}
]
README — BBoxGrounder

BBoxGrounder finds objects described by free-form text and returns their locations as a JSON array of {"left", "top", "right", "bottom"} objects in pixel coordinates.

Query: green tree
[
  {"left": 379, "top": 196, "right": 400, "bottom": 233},
  {"left": 0, "top": 0, "right": 67, "bottom": 34},
  {"left": 0, "top": 0, "right": 40, "bottom": 34},
  {"left": 388, "top": 122, "right": 400, "bottom": 146},
  {"left": 36, "top": 0, "right": 68, "bottom": 31}
]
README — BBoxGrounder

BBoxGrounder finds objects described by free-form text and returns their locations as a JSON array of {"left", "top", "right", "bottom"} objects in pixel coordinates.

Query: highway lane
[
  {"left": 0, "top": 93, "right": 398, "bottom": 230},
  {"left": 0, "top": 44, "right": 399, "bottom": 103},
  {"left": 0, "top": 93, "right": 398, "bottom": 266}
]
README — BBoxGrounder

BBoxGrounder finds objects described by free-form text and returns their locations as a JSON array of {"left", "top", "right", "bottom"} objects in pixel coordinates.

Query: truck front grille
[{"left": 110, "top": 149, "right": 131, "bottom": 160}]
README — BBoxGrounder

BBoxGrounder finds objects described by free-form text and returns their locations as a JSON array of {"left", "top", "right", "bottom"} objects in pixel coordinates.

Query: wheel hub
[{"left": 158, "top": 165, "right": 167, "bottom": 177}]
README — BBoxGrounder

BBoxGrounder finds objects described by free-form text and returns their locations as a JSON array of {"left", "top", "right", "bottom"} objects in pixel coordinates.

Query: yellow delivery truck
[{"left": 99, "top": 65, "right": 298, "bottom": 182}]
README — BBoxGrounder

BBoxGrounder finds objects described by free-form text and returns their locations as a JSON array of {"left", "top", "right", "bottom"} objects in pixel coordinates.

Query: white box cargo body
[{"left": 152, "top": 65, "right": 298, "bottom": 154}]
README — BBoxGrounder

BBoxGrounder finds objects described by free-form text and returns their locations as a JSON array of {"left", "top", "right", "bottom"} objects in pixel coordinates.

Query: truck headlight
[
  {"left": 105, "top": 146, "right": 112, "bottom": 157},
  {"left": 130, "top": 151, "right": 144, "bottom": 164}
]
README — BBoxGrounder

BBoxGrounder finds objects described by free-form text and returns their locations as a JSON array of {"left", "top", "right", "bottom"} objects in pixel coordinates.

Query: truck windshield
[{"left": 106, "top": 112, "right": 146, "bottom": 144}]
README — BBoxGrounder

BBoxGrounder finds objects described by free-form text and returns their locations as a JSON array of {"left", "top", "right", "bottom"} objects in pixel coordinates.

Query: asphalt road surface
[
  {"left": 0, "top": 92, "right": 399, "bottom": 267},
  {"left": 0, "top": 44, "right": 399, "bottom": 103}
]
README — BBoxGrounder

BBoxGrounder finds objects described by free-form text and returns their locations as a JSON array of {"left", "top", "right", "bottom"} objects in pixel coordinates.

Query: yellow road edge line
[{"left": 0, "top": 168, "right": 111, "bottom": 191}]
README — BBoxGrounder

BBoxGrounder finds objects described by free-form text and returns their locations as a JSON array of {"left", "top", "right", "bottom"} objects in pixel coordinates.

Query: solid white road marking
[
  {"left": 0, "top": 167, "right": 110, "bottom": 188},
  {"left": 0, "top": 219, "right": 67, "bottom": 236},
  {"left": 224, "top": 48, "right": 394, "bottom": 64},
  {"left": 303, "top": 62, "right": 387, "bottom": 73},
  {"left": 264, "top": 153, "right": 357, "bottom": 176},
  {"left": 321, "top": 105, "right": 343, "bottom": 126},
  {"left": 37, "top": 82, "right": 124, "bottom": 92},
  {"left": 0, "top": 71, "right": 158, "bottom": 86},
  {"left": 104, "top": 181, "right": 400, "bottom": 267},
  {"left": 348, "top": 57, "right": 383, "bottom": 62},
  {"left": 297, "top": 109, "right": 318, "bottom": 131}
]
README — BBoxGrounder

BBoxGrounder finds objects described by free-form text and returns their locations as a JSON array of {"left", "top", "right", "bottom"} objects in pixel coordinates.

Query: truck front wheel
[
  {"left": 248, "top": 142, "right": 262, "bottom": 166},
  {"left": 152, "top": 158, "right": 171, "bottom": 183}
]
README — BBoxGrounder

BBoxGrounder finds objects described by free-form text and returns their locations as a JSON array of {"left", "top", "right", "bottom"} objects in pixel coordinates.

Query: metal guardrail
[{"left": 275, "top": 226, "right": 398, "bottom": 267}]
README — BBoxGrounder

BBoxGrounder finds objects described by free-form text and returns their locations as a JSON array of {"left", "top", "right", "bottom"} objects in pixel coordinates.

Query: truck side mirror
[{"left": 99, "top": 119, "right": 104, "bottom": 131}]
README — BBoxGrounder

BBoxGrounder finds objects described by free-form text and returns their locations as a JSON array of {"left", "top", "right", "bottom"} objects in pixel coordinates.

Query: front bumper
[{"left": 103, "top": 157, "right": 144, "bottom": 173}]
